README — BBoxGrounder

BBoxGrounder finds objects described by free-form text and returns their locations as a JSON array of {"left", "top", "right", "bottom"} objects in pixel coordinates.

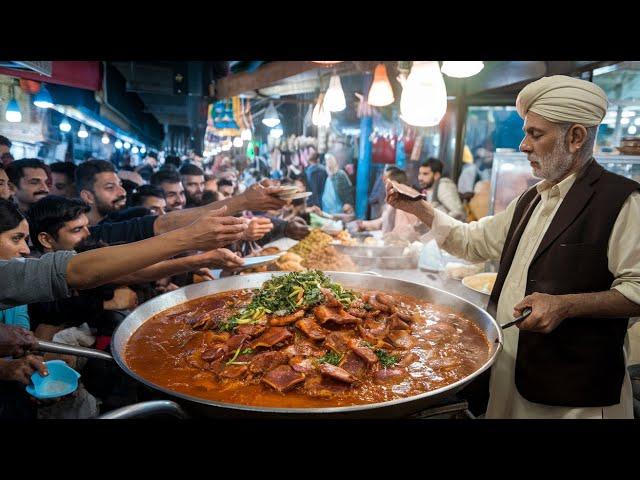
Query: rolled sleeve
[
  {"left": 421, "top": 197, "right": 517, "bottom": 264},
  {"left": 0, "top": 251, "right": 76, "bottom": 310},
  {"left": 609, "top": 192, "right": 640, "bottom": 306}
]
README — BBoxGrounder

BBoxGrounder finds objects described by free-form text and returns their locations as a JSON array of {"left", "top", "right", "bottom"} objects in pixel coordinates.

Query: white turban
[{"left": 516, "top": 75, "right": 608, "bottom": 127}]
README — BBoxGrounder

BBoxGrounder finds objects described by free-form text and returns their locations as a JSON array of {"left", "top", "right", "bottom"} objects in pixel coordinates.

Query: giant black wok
[{"left": 42, "top": 272, "right": 503, "bottom": 419}]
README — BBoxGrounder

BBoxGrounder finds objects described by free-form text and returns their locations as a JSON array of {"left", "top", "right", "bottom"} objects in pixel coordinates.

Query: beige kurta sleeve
[
  {"left": 436, "top": 179, "right": 466, "bottom": 221},
  {"left": 425, "top": 194, "right": 519, "bottom": 263},
  {"left": 608, "top": 191, "right": 640, "bottom": 306}
]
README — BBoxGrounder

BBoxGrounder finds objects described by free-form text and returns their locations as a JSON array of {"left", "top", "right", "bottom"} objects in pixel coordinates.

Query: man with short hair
[
  {"left": 0, "top": 136, "right": 13, "bottom": 168},
  {"left": 150, "top": 169, "right": 186, "bottom": 212},
  {"left": 49, "top": 162, "right": 77, "bottom": 198},
  {"left": 136, "top": 151, "right": 158, "bottom": 183},
  {"left": 0, "top": 165, "right": 10, "bottom": 200},
  {"left": 388, "top": 75, "right": 640, "bottom": 418},
  {"left": 418, "top": 158, "right": 466, "bottom": 221},
  {"left": 75, "top": 159, "right": 127, "bottom": 225},
  {"left": 130, "top": 184, "right": 166, "bottom": 216},
  {"left": 216, "top": 178, "right": 235, "bottom": 199},
  {"left": 163, "top": 155, "right": 182, "bottom": 171},
  {"left": 28, "top": 196, "right": 92, "bottom": 253},
  {"left": 305, "top": 150, "right": 327, "bottom": 209},
  {"left": 179, "top": 163, "right": 206, "bottom": 208},
  {"left": 5, "top": 158, "right": 50, "bottom": 214}
]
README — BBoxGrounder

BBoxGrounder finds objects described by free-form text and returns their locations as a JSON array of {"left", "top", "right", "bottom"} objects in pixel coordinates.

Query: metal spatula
[{"left": 501, "top": 307, "right": 532, "bottom": 329}]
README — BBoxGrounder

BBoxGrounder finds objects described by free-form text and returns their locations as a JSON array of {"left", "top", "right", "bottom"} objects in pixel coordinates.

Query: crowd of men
[{"left": 0, "top": 141, "right": 316, "bottom": 418}]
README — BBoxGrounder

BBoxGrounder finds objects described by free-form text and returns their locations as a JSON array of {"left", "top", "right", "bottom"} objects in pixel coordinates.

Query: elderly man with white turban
[{"left": 387, "top": 75, "right": 640, "bottom": 418}]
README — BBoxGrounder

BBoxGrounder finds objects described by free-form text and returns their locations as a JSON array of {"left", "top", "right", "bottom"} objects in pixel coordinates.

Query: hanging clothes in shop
[{"left": 371, "top": 131, "right": 397, "bottom": 164}]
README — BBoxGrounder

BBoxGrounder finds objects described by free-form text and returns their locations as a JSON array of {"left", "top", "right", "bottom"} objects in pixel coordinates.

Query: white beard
[{"left": 529, "top": 136, "right": 575, "bottom": 183}]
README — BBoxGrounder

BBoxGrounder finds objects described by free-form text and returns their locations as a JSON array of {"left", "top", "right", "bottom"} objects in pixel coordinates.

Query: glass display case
[{"left": 489, "top": 152, "right": 640, "bottom": 215}]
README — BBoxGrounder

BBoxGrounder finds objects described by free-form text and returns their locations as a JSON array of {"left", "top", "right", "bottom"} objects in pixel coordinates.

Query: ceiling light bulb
[
  {"left": 270, "top": 127, "right": 284, "bottom": 138},
  {"left": 262, "top": 102, "right": 280, "bottom": 127},
  {"left": 400, "top": 61, "right": 448, "bottom": 127},
  {"left": 312, "top": 94, "right": 331, "bottom": 127},
  {"left": 33, "top": 84, "right": 54, "bottom": 109},
  {"left": 441, "top": 61, "right": 485, "bottom": 78},
  {"left": 5, "top": 99, "right": 22, "bottom": 123},
  {"left": 324, "top": 74, "right": 346, "bottom": 112},
  {"left": 123, "top": 141, "right": 131, "bottom": 149},
  {"left": 140, "top": 146, "right": 146, "bottom": 154},
  {"left": 114, "top": 140, "right": 123, "bottom": 149},
  {"left": 131, "top": 146, "right": 139, "bottom": 154},
  {"left": 77, "top": 125, "right": 89, "bottom": 138},
  {"left": 101, "top": 133, "right": 110, "bottom": 144},
  {"left": 59, "top": 118, "right": 72, "bottom": 132},
  {"left": 367, "top": 63, "right": 395, "bottom": 107}
]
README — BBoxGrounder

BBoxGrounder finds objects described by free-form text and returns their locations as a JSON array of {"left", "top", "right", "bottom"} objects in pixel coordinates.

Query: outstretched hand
[
  {"left": 385, "top": 180, "right": 434, "bottom": 226},
  {"left": 0, "top": 325, "right": 38, "bottom": 357},
  {"left": 242, "top": 184, "right": 288, "bottom": 211},
  {"left": 184, "top": 206, "right": 248, "bottom": 250}
]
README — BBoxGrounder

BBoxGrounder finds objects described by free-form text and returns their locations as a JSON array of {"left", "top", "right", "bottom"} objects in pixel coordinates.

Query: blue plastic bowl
[{"left": 26, "top": 360, "right": 80, "bottom": 400}]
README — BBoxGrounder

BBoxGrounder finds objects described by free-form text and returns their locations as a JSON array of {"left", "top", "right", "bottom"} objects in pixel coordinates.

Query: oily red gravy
[{"left": 125, "top": 287, "right": 491, "bottom": 408}]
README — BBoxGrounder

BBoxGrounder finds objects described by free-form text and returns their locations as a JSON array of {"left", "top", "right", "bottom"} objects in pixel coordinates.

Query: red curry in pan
[{"left": 126, "top": 271, "right": 491, "bottom": 408}]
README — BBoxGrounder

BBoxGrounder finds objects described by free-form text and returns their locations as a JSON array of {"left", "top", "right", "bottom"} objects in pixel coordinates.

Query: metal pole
[
  {"left": 355, "top": 73, "right": 373, "bottom": 220},
  {"left": 452, "top": 81, "right": 468, "bottom": 183}
]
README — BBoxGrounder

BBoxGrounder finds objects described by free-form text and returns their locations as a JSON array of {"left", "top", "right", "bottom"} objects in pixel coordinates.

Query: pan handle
[
  {"left": 35, "top": 340, "right": 114, "bottom": 362},
  {"left": 98, "top": 401, "right": 188, "bottom": 419}
]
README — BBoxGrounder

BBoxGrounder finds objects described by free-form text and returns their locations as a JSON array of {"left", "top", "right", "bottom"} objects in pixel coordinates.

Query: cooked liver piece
[
  {"left": 236, "top": 324, "right": 267, "bottom": 338},
  {"left": 313, "top": 305, "right": 361, "bottom": 325},
  {"left": 389, "top": 316, "right": 411, "bottom": 331},
  {"left": 347, "top": 339, "right": 379, "bottom": 364},
  {"left": 270, "top": 309, "right": 305, "bottom": 326},
  {"left": 220, "top": 364, "right": 248, "bottom": 379},
  {"left": 319, "top": 363, "right": 358, "bottom": 384},
  {"left": 387, "top": 330, "right": 415, "bottom": 350},
  {"left": 324, "top": 331, "right": 354, "bottom": 354},
  {"left": 373, "top": 367, "right": 407, "bottom": 383},
  {"left": 226, "top": 334, "right": 250, "bottom": 351},
  {"left": 201, "top": 344, "right": 228, "bottom": 362},
  {"left": 295, "top": 317, "right": 327, "bottom": 340},
  {"left": 249, "top": 351, "right": 289, "bottom": 373},
  {"left": 261, "top": 365, "right": 306, "bottom": 393},
  {"left": 367, "top": 294, "right": 392, "bottom": 313},
  {"left": 396, "top": 352, "right": 420, "bottom": 368},
  {"left": 338, "top": 351, "right": 368, "bottom": 378},
  {"left": 250, "top": 327, "right": 293, "bottom": 349},
  {"left": 289, "top": 356, "right": 317, "bottom": 374}
]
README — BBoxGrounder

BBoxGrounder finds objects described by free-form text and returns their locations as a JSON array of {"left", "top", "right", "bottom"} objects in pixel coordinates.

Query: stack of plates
[{"left": 275, "top": 186, "right": 313, "bottom": 201}]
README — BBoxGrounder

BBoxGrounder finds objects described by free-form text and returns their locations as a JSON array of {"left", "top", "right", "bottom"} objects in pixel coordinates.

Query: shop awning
[{"left": 0, "top": 61, "right": 102, "bottom": 91}]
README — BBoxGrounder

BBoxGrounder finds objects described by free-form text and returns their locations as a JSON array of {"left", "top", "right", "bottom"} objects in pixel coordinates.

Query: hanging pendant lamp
[
  {"left": 441, "top": 61, "right": 484, "bottom": 78},
  {"left": 400, "top": 61, "right": 448, "bottom": 127},
  {"left": 324, "top": 74, "right": 346, "bottom": 112},
  {"left": 367, "top": 63, "right": 395, "bottom": 107}
]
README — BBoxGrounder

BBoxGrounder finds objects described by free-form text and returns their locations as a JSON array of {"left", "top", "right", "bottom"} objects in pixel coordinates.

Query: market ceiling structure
[{"left": 73, "top": 61, "right": 628, "bottom": 150}]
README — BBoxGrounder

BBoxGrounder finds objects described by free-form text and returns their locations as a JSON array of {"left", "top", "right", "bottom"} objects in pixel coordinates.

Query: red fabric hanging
[{"left": 372, "top": 133, "right": 397, "bottom": 164}]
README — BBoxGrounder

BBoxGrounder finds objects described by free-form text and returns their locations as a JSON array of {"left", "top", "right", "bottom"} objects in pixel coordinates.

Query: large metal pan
[{"left": 42, "top": 272, "right": 503, "bottom": 418}]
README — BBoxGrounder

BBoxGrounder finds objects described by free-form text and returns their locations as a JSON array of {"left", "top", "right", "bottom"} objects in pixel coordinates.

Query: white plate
[
  {"left": 273, "top": 186, "right": 299, "bottom": 195},
  {"left": 236, "top": 254, "right": 282, "bottom": 270},
  {"left": 462, "top": 272, "right": 497, "bottom": 295},
  {"left": 278, "top": 191, "right": 312, "bottom": 200}
]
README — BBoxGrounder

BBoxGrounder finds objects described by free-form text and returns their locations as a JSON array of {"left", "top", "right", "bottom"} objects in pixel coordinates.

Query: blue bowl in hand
[{"left": 26, "top": 360, "right": 80, "bottom": 399}]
